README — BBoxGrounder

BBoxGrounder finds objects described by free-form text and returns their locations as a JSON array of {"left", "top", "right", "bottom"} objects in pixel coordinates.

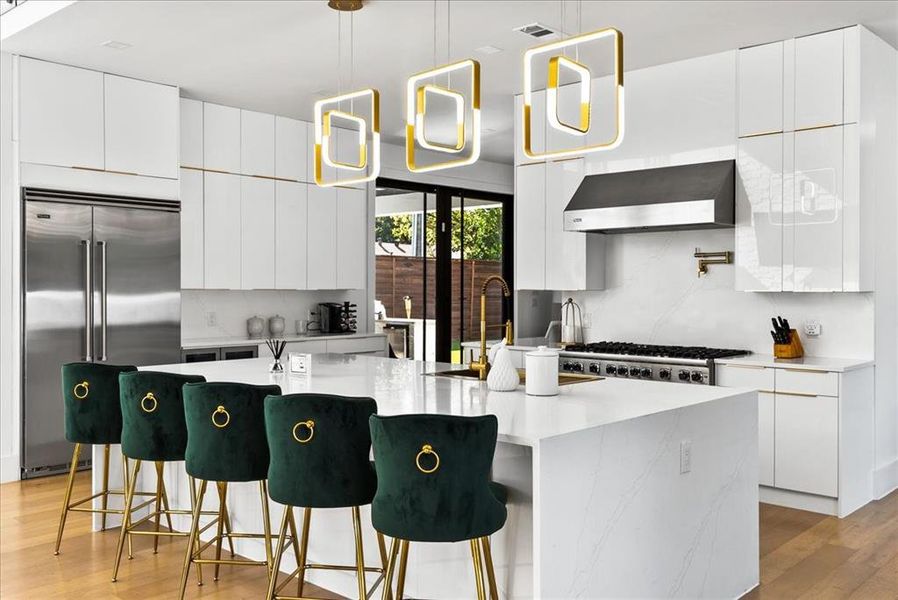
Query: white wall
[{"left": 380, "top": 141, "right": 513, "bottom": 195}]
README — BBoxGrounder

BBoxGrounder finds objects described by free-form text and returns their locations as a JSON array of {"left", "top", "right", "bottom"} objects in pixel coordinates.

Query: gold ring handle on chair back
[
  {"left": 140, "top": 392, "right": 158, "bottom": 413},
  {"left": 73, "top": 381, "right": 90, "bottom": 400},
  {"left": 211, "top": 405, "right": 230, "bottom": 429},
  {"left": 292, "top": 420, "right": 315, "bottom": 443},
  {"left": 415, "top": 443, "right": 440, "bottom": 474}
]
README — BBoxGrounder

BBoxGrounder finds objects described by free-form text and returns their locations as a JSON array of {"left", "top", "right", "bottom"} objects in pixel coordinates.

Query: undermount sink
[{"left": 425, "top": 368, "right": 602, "bottom": 386}]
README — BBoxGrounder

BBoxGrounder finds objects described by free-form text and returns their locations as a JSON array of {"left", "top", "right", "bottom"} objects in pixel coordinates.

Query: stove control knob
[
  {"left": 566, "top": 362, "right": 583, "bottom": 373},
  {"left": 618, "top": 366, "right": 629, "bottom": 377},
  {"left": 588, "top": 363, "right": 601, "bottom": 374},
  {"left": 659, "top": 368, "right": 671, "bottom": 380},
  {"left": 691, "top": 371, "right": 704, "bottom": 382},
  {"left": 605, "top": 364, "right": 617, "bottom": 375},
  {"left": 640, "top": 367, "right": 652, "bottom": 378},
  {"left": 678, "top": 370, "right": 690, "bottom": 381},
  {"left": 629, "top": 366, "right": 641, "bottom": 377}
]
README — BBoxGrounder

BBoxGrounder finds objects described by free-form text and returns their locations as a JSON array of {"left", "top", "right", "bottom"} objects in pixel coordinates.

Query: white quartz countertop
[
  {"left": 181, "top": 332, "right": 386, "bottom": 350},
  {"left": 460, "top": 338, "right": 546, "bottom": 352},
  {"left": 716, "top": 354, "right": 874, "bottom": 372},
  {"left": 141, "top": 354, "right": 755, "bottom": 447}
]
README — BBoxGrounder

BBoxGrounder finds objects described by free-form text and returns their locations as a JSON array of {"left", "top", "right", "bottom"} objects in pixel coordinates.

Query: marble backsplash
[
  {"left": 181, "top": 289, "right": 368, "bottom": 340},
  {"left": 566, "top": 228, "right": 874, "bottom": 359}
]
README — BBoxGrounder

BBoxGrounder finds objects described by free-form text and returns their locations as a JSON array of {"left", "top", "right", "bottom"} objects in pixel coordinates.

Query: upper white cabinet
[
  {"left": 240, "top": 110, "right": 275, "bottom": 177},
  {"left": 180, "top": 98, "right": 203, "bottom": 169},
  {"left": 180, "top": 168, "right": 204, "bottom": 289},
  {"left": 104, "top": 74, "right": 179, "bottom": 179},
  {"left": 794, "top": 29, "right": 844, "bottom": 130},
  {"left": 515, "top": 163, "right": 547, "bottom": 289},
  {"left": 514, "top": 91, "right": 546, "bottom": 166},
  {"left": 545, "top": 159, "right": 586, "bottom": 291},
  {"left": 240, "top": 176, "right": 276, "bottom": 289},
  {"left": 275, "top": 117, "right": 308, "bottom": 182},
  {"left": 203, "top": 103, "right": 241, "bottom": 173},
  {"left": 18, "top": 57, "right": 104, "bottom": 170},
  {"left": 306, "top": 185, "right": 338, "bottom": 289},
  {"left": 738, "top": 42, "right": 784, "bottom": 137},
  {"left": 336, "top": 187, "right": 367, "bottom": 289},
  {"left": 203, "top": 171, "right": 241, "bottom": 289},
  {"left": 275, "top": 181, "right": 308, "bottom": 290}
]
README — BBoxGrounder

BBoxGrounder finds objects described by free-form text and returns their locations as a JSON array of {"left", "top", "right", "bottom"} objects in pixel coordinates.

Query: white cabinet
[
  {"left": 792, "top": 126, "right": 844, "bottom": 292},
  {"left": 240, "top": 177, "right": 275, "bottom": 289},
  {"left": 180, "top": 168, "right": 204, "bottom": 289},
  {"left": 240, "top": 110, "right": 275, "bottom": 177},
  {"left": 738, "top": 42, "right": 784, "bottom": 137},
  {"left": 774, "top": 392, "right": 838, "bottom": 497},
  {"left": 514, "top": 91, "right": 546, "bottom": 165},
  {"left": 306, "top": 185, "right": 337, "bottom": 289},
  {"left": 203, "top": 172, "right": 241, "bottom": 289},
  {"left": 203, "top": 103, "right": 240, "bottom": 173},
  {"left": 18, "top": 57, "right": 104, "bottom": 169},
  {"left": 545, "top": 159, "right": 586, "bottom": 290},
  {"left": 180, "top": 98, "right": 203, "bottom": 169},
  {"left": 758, "top": 391, "right": 775, "bottom": 487},
  {"left": 735, "top": 134, "right": 784, "bottom": 291},
  {"left": 275, "top": 181, "right": 308, "bottom": 289},
  {"left": 515, "top": 163, "right": 547, "bottom": 289},
  {"left": 104, "top": 74, "right": 178, "bottom": 179},
  {"left": 336, "top": 187, "right": 367, "bottom": 289},
  {"left": 794, "top": 29, "right": 844, "bottom": 130},
  {"left": 275, "top": 117, "right": 308, "bottom": 182}
]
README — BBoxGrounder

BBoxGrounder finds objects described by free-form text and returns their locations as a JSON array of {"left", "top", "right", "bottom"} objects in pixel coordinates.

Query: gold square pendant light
[
  {"left": 523, "top": 26, "right": 624, "bottom": 160},
  {"left": 314, "top": 88, "right": 380, "bottom": 187},
  {"left": 406, "top": 58, "right": 481, "bottom": 173}
]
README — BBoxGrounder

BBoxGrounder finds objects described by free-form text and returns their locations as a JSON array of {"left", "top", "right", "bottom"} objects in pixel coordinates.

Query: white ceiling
[{"left": 2, "top": 0, "right": 896, "bottom": 164}]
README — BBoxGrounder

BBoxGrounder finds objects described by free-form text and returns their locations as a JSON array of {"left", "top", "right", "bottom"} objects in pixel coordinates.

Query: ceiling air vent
[{"left": 513, "top": 22, "right": 558, "bottom": 39}]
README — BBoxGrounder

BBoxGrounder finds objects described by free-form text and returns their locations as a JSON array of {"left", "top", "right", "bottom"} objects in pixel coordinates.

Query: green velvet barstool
[
  {"left": 55, "top": 362, "right": 155, "bottom": 556},
  {"left": 369, "top": 414, "right": 508, "bottom": 600},
  {"left": 178, "top": 381, "right": 282, "bottom": 600},
  {"left": 112, "top": 370, "right": 236, "bottom": 583},
  {"left": 264, "top": 393, "right": 392, "bottom": 600}
]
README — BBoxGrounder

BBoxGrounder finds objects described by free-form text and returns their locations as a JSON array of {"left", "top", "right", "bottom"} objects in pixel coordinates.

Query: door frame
[{"left": 375, "top": 178, "right": 514, "bottom": 363}]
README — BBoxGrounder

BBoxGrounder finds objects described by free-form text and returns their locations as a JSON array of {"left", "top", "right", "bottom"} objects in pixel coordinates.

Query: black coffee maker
[{"left": 318, "top": 302, "right": 358, "bottom": 334}]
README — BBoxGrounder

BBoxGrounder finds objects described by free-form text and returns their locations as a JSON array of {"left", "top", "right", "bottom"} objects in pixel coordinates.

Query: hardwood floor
[{"left": 2, "top": 471, "right": 896, "bottom": 598}]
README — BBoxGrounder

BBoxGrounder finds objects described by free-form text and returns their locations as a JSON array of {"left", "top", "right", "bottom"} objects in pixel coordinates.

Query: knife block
[{"left": 773, "top": 329, "right": 804, "bottom": 359}]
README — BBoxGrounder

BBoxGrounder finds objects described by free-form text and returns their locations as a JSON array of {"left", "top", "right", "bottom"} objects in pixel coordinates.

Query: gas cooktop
[{"left": 562, "top": 341, "right": 750, "bottom": 361}]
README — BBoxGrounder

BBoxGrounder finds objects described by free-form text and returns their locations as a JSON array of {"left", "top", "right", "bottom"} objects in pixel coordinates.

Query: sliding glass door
[{"left": 374, "top": 179, "right": 512, "bottom": 363}]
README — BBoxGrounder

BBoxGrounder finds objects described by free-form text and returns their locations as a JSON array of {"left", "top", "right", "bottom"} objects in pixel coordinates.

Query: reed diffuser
[{"left": 266, "top": 338, "right": 287, "bottom": 373}]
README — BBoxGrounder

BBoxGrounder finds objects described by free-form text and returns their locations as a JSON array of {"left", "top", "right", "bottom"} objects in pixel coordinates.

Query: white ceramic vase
[{"left": 487, "top": 341, "right": 520, "bottom": 392}]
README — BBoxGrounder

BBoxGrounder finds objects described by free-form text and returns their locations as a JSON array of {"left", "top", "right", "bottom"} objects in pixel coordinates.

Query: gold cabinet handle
[
  {"left": 776, "top": 390, "right": 818, "bottom": 398},
  {"left": 722, "top": 364, "right": 766, "bottom": 370},
  {"left": 211, "top": 405, "right": 230, "bottom": 429},
  {"left": 73, "top": 381, "right": 90, "bottom": 400},
  {"left": 292, "top": 420, "right": 315, "bottom": 444},
  {"left": 415, "top": 444, "right": 440, "bottom": 474},
  {"left": 140, "top": 392, "right": 158, "bottom": 413}
]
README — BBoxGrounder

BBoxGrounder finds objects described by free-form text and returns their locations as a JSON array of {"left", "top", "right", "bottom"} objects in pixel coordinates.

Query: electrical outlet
[
  {"left": 680, "top": 440, "right": 692, "bottom": 474},
  {"left": 205, "top": 311, "right": 217, "bottom": 327},
  {"left": 804, "top": 320, "right": 821, "bottom": 337}
]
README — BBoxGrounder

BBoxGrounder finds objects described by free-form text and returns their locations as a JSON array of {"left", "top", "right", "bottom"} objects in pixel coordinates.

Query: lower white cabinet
[
  {"left": 240, "top": 177, "right": 275, "bottom": 289},
  {"left": 258, "top": 336, "right": 386, "bottom": 357},
  {"left": 336, "top": 187, "right": 367, "bottom": 289},
  {"left": 774, "top": 391, "right": 838, "bottom": 497},
  {"left": 203, "top": 172, "right": 241, "bottom": 289},
  {"left": 275, "top": 181, "right": 308, "bottom": 289},
  {"left": 180, "top": 168, "right": 204, "bottom": 288},
  {"left": 758, "top": 391, "right": 775, "bottom": 487},
  {"left": 306, "top": 186, "right": 337, "bottom": 289}
]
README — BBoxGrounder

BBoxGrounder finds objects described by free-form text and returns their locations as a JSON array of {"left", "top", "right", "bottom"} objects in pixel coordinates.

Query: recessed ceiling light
[
  {"left": 101, "top": 40, "right": 132, "bottom": 50},
  {"left": 513, "top": 23, "right": 558, "bottom": 39},
  {"left": 475, "top": 45, "right": 503, "bottom": 55}
]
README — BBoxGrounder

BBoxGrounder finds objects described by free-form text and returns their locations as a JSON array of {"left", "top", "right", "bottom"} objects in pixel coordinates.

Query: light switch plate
[{"left": 804, "top": 320, "right": 821, "bottom": 336}]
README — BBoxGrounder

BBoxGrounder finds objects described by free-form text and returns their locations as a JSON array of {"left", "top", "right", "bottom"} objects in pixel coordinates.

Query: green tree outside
[{"left": 375, "top": 206, "right": 502, "bottom": 260}]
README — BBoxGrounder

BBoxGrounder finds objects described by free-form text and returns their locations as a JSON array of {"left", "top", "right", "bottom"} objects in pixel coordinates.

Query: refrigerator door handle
[
  {"left": 82, "top": 239, "right": 93, "bottom": 361},
  {"left": 98, "top": 240, "right": 108, "bottom": 361}
]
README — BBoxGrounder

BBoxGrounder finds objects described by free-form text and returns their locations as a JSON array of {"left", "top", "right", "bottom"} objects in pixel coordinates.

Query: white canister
[{"left": 525, "top": 346, "right": 560, "bottom": 396}]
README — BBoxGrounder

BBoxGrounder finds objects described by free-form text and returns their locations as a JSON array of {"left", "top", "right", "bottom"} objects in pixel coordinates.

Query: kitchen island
[{"left": 94, "top": 354, "right": 759, "bottom": 598}]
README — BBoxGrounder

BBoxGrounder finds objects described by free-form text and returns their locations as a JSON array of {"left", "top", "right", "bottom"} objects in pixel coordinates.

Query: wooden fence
[{"left": 375, "top": 255, "right": 505, "bottom": 342}]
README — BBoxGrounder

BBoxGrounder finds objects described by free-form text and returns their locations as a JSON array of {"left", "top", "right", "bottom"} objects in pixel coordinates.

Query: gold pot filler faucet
[{"left": 469, "top": 275, "right": 514, "bottom": 380}]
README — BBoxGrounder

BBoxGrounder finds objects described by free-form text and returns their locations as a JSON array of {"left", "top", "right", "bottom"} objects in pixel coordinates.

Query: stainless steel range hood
[{"left": 563, "top": 160, "right": 735, "bottom": 233}]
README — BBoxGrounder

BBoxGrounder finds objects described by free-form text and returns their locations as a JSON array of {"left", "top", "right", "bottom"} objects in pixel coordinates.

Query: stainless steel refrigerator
[{"left": 22, "top": 188, "right": 181, "bottom": 478}]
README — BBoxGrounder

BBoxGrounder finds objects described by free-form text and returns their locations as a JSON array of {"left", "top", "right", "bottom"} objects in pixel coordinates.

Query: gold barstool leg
[
  {"left": 351, "top": 506, "right": 367, "bottom": 600},
  {"left": 53, "top": 443, "right": 82, "bottom": 555},
  {"left": 100, "top": 444, "right": 111, "bottom": 531},
  {"left": 260, "top": 480, "right": 274, "bottom": 577},
  {"left": 296, "top": 507, "right": 312, "bottom": 598},
  {"left": 188, "top": 476, "right": 203, "bottom": 586},
  {"left": 223, "top": 499, "right": 236, "bottom": 558},
  {"left": 377, "top": 532, "right": 393, "bottom": 600},
  {"left": 481, "top": 537, "right": 499, "bottom": 600},
  {"left": 266, "top": 505, "right": 292, "bottom": 600},
  {"left": 213, "top": 482, "right": 228, "bottom": 581},
  {"left": 111, "top": 459, "right": 142, "bottom": 582},
  {"left": 152, "top": 461, "right": 165, "bottom": 553},
  {"left": 380, "top": 537, "right": 400, "bottom": 600},
  {"left": 470, "top": 538, "right": 487, "bottom": 600},
  {"left": 122, "top": 454, "right": 133, "bottom": 559},
  {"left": 159, "top": 470, "right": 175, "bottom": 532},
  {"left": 395, "top": 540, "right": 410, "bottom": 600},
  {"left": 179, "top": 479, "right": 208, "bottom": 600}
]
